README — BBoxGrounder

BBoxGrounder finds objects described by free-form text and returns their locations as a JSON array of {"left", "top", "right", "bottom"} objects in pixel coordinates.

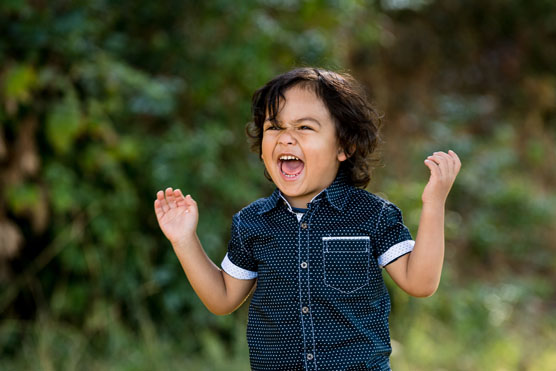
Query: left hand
[{"left": 422, "top": 150, "right": 461, "bottom": 206}]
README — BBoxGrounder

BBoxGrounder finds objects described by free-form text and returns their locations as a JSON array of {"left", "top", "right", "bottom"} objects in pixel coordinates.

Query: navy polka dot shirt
[{"left": 221, "top": 171, "right": 414, "bottom": 370}]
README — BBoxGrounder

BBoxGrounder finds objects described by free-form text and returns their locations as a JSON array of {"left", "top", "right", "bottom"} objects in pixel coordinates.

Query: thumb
[{"left": 424, "top": 159, "right": 440, "bottom": 180}]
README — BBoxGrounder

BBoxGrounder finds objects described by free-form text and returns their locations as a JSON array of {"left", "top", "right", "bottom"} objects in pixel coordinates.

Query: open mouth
[{"left": 279, "top": 155, "right": 304, "bottom": 179}]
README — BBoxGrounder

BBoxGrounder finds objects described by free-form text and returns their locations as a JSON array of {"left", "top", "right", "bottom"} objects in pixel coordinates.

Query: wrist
[
  {"left": 421, "top": 199, "right": 446, "bottom": 211},
  {"left": 171, "top": 233, "right": 198, "bottom": 250}
]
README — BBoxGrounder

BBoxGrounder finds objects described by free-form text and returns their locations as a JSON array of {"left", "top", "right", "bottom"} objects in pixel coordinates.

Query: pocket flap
[{"left": 322, "top": 236, "right": 370, "bottom": 253}]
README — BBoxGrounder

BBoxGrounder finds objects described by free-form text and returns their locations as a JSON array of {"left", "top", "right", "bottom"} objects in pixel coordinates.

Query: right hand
[{"left": 154, "top": 187, "right": 199, "bottom": 246}]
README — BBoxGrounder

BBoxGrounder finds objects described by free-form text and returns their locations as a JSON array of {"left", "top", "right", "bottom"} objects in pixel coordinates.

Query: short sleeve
[
  {"left": 221, "top": 212, "right": 258, "bottom": 280},
  {"left": 373, "top": 202, "right": 415, "bottom": 268}
]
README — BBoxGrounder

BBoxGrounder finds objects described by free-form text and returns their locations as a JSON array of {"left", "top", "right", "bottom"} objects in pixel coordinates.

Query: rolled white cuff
[
  {"left": 378, "top": 240, "right": 415, "bottom": 268},
  {"left": 221, "top": 253, "right": 258, "bottom": 279}
]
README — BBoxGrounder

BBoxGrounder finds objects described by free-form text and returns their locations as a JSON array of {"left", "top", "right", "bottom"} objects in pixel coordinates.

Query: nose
[{"left": 277, "top": 128, "right": 296, "bottom": 145}]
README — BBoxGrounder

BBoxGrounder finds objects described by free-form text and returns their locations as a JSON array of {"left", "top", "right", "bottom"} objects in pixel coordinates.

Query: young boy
[{"left": 154, "top": 68, "right": 461, "bottom": 370}]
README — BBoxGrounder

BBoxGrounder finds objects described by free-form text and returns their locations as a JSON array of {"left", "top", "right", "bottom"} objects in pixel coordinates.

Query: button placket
[{"left": 298, "top": 209, "right": 317, "bottom": 368}]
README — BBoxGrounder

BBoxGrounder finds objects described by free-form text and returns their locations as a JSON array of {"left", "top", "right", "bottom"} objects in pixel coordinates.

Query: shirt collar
[
  {"left": 258, "top": 170, "right": 352, "bottom": 214},
  {"left": 257, "top": 188, "right": 282, "bottom": 215}
]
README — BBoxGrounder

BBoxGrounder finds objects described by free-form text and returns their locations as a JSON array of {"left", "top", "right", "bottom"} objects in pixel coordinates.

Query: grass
[{"left": 2, "top": 276, "right": 554, "bottom": 370}]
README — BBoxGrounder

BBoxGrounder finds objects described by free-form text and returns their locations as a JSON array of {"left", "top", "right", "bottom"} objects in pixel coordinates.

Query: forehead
[{"left": 267, "top": 85, "right": 332, "bottom": 121}]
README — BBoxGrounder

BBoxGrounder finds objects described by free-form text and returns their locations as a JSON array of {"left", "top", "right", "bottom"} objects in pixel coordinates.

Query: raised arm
[
  {"left": 385, "top": 150, "right": 461, "bottom": 297},
  {"left": 154, "top": 188, "right": 256, "bottom": 314}
]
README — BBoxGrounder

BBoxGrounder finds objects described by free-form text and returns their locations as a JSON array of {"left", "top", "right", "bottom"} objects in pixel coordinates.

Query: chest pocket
[{"left": 323, "top": 236, "right": 370, "bottom": 294}]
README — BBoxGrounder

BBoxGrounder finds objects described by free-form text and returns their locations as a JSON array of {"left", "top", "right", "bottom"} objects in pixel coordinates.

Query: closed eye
[
  {"left": 264, "top": 125, "right": 282, "bottom": 131},
  {"left": 299, "top": 125, "right": 314, "bottom": 130}
]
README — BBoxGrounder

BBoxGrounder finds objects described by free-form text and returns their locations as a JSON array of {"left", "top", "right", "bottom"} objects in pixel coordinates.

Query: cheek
[
  {"left": 260, "top": 138, "right": 271, "bottom": 160},
  {"left": 261, "top": 144, "right": 276, "bottom": 167}
]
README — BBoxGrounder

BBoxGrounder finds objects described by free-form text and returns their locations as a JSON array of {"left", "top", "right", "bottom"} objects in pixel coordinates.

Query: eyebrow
[
  {"left": 264, "top": 117, "right": 322, "bottom": 127},
  {"left": 293, "top": 117, "right": 321, "bottom": 126}
]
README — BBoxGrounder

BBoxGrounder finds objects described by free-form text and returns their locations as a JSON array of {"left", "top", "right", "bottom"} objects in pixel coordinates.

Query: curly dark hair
[{"left": 246, "top": 67, "right": 382, "bottom": 188}]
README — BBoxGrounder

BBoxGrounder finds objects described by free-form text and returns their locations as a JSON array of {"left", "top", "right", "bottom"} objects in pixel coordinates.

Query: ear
[
  {"left": 337, "top": 145, "right": 354, "bottom": 162},
  {"left": 337, "top": 148, "right": 348, "bottom": 162}
]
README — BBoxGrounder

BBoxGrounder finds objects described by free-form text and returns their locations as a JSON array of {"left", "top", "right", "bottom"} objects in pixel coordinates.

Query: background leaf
[{"left": 0, "top": 1, "right": 555, "bottom": 369}]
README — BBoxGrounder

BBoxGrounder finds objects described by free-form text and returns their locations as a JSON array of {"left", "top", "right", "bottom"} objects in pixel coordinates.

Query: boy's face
[{"left": 261, "top": 85, "right": 347, "bottom": 209}]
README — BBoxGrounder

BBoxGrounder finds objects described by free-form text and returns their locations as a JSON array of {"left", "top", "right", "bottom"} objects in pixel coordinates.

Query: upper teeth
[{"left": 280, "top": 155, "right": 300, "bottom": 161}]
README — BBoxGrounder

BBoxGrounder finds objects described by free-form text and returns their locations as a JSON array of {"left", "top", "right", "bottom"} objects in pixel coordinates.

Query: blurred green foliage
[{"left": 1, "top": 0, "right": 555, "bottom": 370}]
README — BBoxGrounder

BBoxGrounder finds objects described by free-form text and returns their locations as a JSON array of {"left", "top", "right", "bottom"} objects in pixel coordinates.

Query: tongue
[{"left": 281, "top": 160, "right": 304, "bottom": 175}]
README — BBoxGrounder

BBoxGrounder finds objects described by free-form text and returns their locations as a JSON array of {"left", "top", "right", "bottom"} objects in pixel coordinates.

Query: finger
[
  {"left": 184, "top": 194, "right": 198, "bottom": 213},
  {"left": 174, "top": 189, "right": 185, "bottom": 199},
  {"left": 426, "top": 154, "right": 446, "bottom": 177},
  {"left": 448, "top": 150, "right": 462, "bottom": 175},
  {"left": 175, "top": 189, "right": 187, "bottom": 203},
  {"left": 157, "top": 190, "right": 170, "bottom": 213},
  {"left": 434, "top": 151, "right": 454, "bottom": 178},
  {"left": 154, "top": 199, "right": 165, "bottom": 219},
  {"left": 437, "top": 152, "right": 457, "bottom": 184},
  {"left": 441, "top": 150, "right": 456, "bottom": 178},
  {"left": 165, "top": 187, "right": 177, "bottom": 208},
  {"left": 437, "top": 151, "right": 455, "bottom": 177},
  {"left": 174, "top": 189, "right": 187, "bottom": 207},
  {"left": 424, "top": 158, "right": 441, "bottom": 180}
]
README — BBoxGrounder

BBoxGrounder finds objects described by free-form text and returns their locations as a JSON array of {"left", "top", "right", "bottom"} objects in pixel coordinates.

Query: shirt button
[
  {"left": 302, "top": 306, "right": 309, "bottom": 314},
  {"left": 307, "top": 353, "right": 314, "bottom": 360},
  {"left": 300, "top": 262, "right": 308, "bottom": 269},
  {"left": 300, "top": 222, "right": 308, "bottom": 229}
]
